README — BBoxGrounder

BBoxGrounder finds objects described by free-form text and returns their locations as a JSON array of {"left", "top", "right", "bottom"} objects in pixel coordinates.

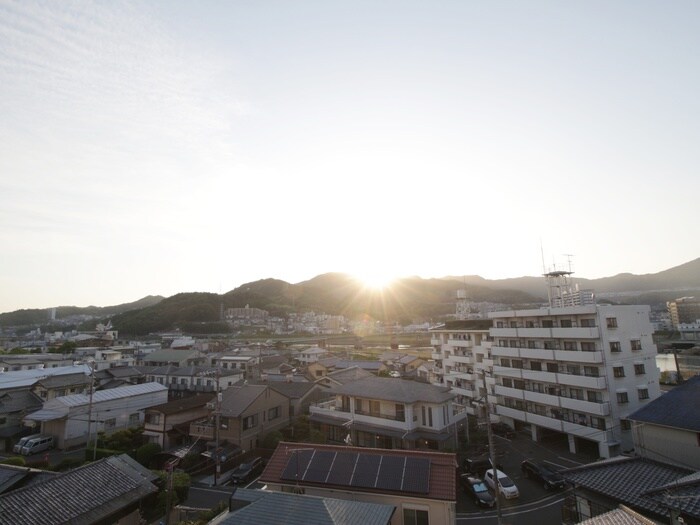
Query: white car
[{"left": 484, "top": 469, "right": 520, "bottom": 499}]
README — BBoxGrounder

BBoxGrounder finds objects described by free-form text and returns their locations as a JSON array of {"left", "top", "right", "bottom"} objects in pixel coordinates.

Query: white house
[{"left": 24, "top": 382, "right": 168, "bottom": 449}]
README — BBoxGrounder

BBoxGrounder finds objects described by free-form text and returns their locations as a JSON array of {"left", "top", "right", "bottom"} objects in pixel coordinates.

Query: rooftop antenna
[{"left": 563, "top": 254, "right": 575, "bottom": 273}]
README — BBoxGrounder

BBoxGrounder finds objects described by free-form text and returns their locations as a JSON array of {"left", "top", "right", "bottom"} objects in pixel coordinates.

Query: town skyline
[{"left": 2, "top": 2, "right": 699, "bottom": 314}]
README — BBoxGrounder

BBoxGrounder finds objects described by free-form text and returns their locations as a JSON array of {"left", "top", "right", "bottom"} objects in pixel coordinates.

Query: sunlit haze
[{"left": 1, "top": 1, "right": 699, "bottom": 313}]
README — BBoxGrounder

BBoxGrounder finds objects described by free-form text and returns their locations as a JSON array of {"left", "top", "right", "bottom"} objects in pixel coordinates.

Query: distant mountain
[
  {"left": 0, "top": 295, "right": 164, "bottom": 328},
  {"left": 449, "top": 258, "right": 700, "bottom": 300},
  {"left": 5, "top": 258, "right": 698, "bottom": 335}
]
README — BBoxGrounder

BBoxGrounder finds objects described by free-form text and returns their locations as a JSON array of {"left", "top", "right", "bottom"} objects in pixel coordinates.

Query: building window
[
  {"left": 567, "top": 365, "right": 581, "bottom": 376},
  {"left": 421, "top": 406, "right": 426, "bottom": 425},
  {"left": 243, "top": 414, "right": 258, "bottom": 430},
  {"left": 527, "top": 340, "right": 536, "bottom": 349},
  {"left": 617, "top": 392, "right": 629, "bottom": 403},
  {"left": 428, "top": 407, "right": 433, "bottom": 427},
  {"left": 510, "top": 321, "right": 518, "bottom": 328},
  {"left": 268, "top": 406, "right": 280, "bottom": 420},
  {"left": 609, "top": 342, "right": 621, "bottom": 353},
  {"left": 497, "top": 322, "right": 504, "bottom": 328},
  {"left": 634, "top": 364, "right": 646, "bottom": 375},
  {"left": 395, "top": 404, "right": 405, "bottom": 422},
  {"left": 584, "top": 366, "right": 599, "bottom": 377},
  {"left": 581, "top": 342, "right": 596, "bottom": 352},
  {"left": 542, "top": 320, "right": 554, "bottom": 328},
  {"left": 502, "top": 378, "right": 513, "bottom": 388},
  {"left": 570, "top": 388, "right": 583, "bottom": 400},
  {"left": 104, "top": 418, "right": 116, "bottom": 430},
  {"left": 403, "top": 507, "right": 429, "bottom": 525},
  {"left": 587, "top": 391, "right": 602, "bottom": 403},
  {"left": 546, "top": 362, "right": 559, "bottom": 373},
  {"left": 509, "top": 340, "right": 518, "bottom": 348},
  {"left": 526, "top": 321, "right": 535, "bottom": 328},
  {"left": 613, "top": 366, "right": 625, "bottom": 378},
  {"left": 620, "top": 419, "right": 631, "bottom": 431},
  {"left": 580, "top": 318, "right": 596, "bottom": 328},
  {"left": 638, "top": 388, "right": 649, "bottom": 400},
  {"left": 606, "top": 317, "right": 618, "bottom": 329},
  {"left": 631, "top": 340, "right": 642, "bottom": 351},
  {"left": 591, "top": 417, "right": 606, "bottom": 430},
  {"left": 560, "top": 319, "right": 573, "bottom": 328},
  {"left": 530, "top": 361, "right": 542, "bottom": 371},
  {"left": 512, "top": 359, "right": 523, "bottom": 369},
  {"left": 499, "top": 340, "right": 507, "bottom": 347},
  {"left": 500, "top": 358, "right": 510, "bottom": 367},
  {"left": 129, "top": 413, "right": 140, "bottom": 426},
  {"left": 564, "top": 341, "right": 576, "bottom": 351}
]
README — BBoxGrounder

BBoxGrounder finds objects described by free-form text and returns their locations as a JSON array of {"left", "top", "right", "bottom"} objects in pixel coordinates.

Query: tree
[{"left": 135, "top": 443, "right": 161, "bottom": 467}]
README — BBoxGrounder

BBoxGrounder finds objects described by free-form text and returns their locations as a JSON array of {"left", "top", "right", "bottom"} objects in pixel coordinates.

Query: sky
[{"left": 1, "top": 0, "right": 699, "bottom": 313}]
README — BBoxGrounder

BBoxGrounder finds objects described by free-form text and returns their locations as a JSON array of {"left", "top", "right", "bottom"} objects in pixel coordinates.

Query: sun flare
[{"left": 352, "top": 271, "right": 397, "bottom": 290}]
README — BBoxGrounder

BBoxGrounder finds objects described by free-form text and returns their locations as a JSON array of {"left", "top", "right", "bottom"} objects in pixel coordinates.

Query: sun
[{"left": 352, "top": 270, "right": 397, "bottom": 290}]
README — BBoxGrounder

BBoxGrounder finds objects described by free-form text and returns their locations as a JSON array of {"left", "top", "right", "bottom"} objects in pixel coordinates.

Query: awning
[{"left": 23, "top": 409, "right": 66, "bottom": 422}]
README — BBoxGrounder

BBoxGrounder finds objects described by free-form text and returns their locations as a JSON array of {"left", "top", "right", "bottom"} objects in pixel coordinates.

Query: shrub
[
  {"left": 135, "top": 443, "right": 162, "bottom": 467},
  {"left": 0, "top": 456, "right": 26, "bottom": 467}
]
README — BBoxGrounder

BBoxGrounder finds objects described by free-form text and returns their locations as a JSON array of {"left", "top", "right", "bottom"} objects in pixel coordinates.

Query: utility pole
[
  {"left": 482, "top": 372, "right": 502, "bottom": 525},
  {"left": 86, "top": 362, "right": 95, "bottom": 460},
  {"left": 214, "top": 368, "right": 221, "bottom": 486}
]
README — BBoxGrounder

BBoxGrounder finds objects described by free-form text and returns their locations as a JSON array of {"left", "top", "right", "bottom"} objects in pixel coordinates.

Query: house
[
  {"left": 297, "top": 347, "right": 330, "bottom": 365},
  {"left": 0, "top": 390, "right": 43, "bottom": 453},
  {"left": 0, "top": 454, "right": 158, "bottom": 524},
  {"left": 561, "top": 455, "right": 700, "bottom": 524},
  {"left": 215, "top": 487, "right": 396, "bottom": 525},
  {"left": 317, "top": 366, "right": 374, "bottom": 387},
  {"left": 260, "top": 442, "right": 457, "bottom": 525},
  {"left": 306, "top": 357, "right": 338, "bottom": 379},
  {"left": 0, "top": 364, "right": 92, "bottom": 390},
  {"left": 94, "top": 365, "right": 147, "bottom": 389},
  {"left": 334, "top": 360, "right": 389, "bottom": 375},
  {"left": 396, "top": 355, "right": 425, "bottom": 374},
  {"left": 189, "top": 384, "right": 290, "bottom": 451},
  {"left": 24, "top": 382, "right": 169, "bottom": 449},
  {"left": 31, "top": 373, "right": 90, "bottom": 401},
  {"left": 309, "top": 376, "right": 463, "bottom": 450},
  {"left": 264, "top": 381, "right": 329, "bottom": 418},
  {"left": 627, "top": 375, "right": 700, "bottom": 470},
  {"left": 211, "top": 354, "right": 258, "bottom": 378},
  {"left": 143, "top": 393, "right": 215, "bottom": 449},
  {"left": 144, "top": 365, "right": 243, "bottom": 398},
  {"left": 141, "top": 349, "right": 205, "bottom": 367}
]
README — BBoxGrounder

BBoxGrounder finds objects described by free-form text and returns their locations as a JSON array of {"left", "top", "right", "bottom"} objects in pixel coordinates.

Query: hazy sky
[{"left": 1, "top": 0, "right": 699, "bottom": 313}]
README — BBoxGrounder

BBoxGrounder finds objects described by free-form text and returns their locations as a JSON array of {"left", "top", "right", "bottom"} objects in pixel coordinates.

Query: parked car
[
  {"left": 12, "top": 433, "right": 42, "bottom": 454},
  {"left": 460, "top": 474, "right": 496, "bottom": 508},
  {"left": 229, "top": 457, "right": 265, "bottom": 484},
  {"left": 520, "top": 459, "right": 566, "bottom": 490},
  {"left": 484, "top": 469, "right": 520, "bottom": 499},
  {"left": 19, "top": 435, "right": 54, "bottom": 456},
  {"left": 462, "top": 457, "right": 503, "bottom": 477},
  {"left": 491, "top": 422, "right": 516, "bottom": 439}
]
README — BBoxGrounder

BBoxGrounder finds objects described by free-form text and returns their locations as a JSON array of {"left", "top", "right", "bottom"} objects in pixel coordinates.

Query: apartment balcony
[
  {"left": 557, "top": 374, "right": 607, "bottom": 390},
  {"left": 450, "top": 385, "right": 476, "bottom": 398},
  {"left": 491, "top": 328, "right": 519, "bottom": 337},
  {"left": 491, "top": 346, "right": 521, "bottom": 358},
  {"left": 446, "top": 354, "right": 475, "bottom": 365},
  {"left": 496, "top": 406, "right": 609, "bottom": 443},
  {"left": 551, "top": 327, "right": 600, "bottom": 339},
  {"left": 495, "top": 385, "right": 525, "bottom": 399},
  {"left": 431, "top": 352, "right": 442, "bottom": 361},
  {"left": 309, "top": 402, "right": 408, "bottom": 431},
  {"left": 520, "top": 370, "right": 558, "bottom": 383},
  {"left": 492, "top": 365, "right": 523, "bottom": 379},
  {"left": 560, "top": 397, "right": 611, "bottom": 416},
  {"left": 448, "top": 338, "right": 474, "bottom": 348},
  {"left": 553, "top": 350, "right": 603, "bottom": 364}
]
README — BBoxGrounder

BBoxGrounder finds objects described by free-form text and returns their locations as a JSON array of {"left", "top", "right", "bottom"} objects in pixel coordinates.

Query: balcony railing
[
  {"left": 355, "top": 409, "right": 405, "bottom": 422},
  {"left": 190, "top": 422, "right": 214, "bottom": 439}
]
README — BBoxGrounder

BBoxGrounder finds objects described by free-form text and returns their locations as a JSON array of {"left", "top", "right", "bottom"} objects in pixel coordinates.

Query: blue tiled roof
[{"left": 628, "top": 376, "right": 700, "bottom": 431}]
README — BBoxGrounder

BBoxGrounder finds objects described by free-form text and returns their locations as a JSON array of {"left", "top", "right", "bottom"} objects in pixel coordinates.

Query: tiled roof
[
  {"left": 562, "top": 456, "right": 700, "bottom": 520},
  {"left": 265, "top": 381, "right": 320, "bottom": 399},
  {"left": 0, "top": 454, "right": 157, "bottom": 525},
  {"left": 35, "top": 373, "right": 89, "bottom": 389},
  {"left": 0, "top": 389, "right": 43, "bottom": 414},
  {"left": 220, "top": 488, "right": 395, "bottom": 525},
  {"left": 628, "top": 375, "right": 700, "bottom": 431},
  {"left": 329, "top": 376, "right": 455, "bottom": 404},
  {"left": 220, "top": 385, "right": 268, "bottom": 417},
  {"left": 143, "top": 349, "right": 199, "bottom": 362},
  {"left": 0, "top": 465, "right": 58, "bottom": 495},
  {"left": 325, "top": 367, "right": 373, "bottom": 384},
  {"left": 578, "top": 505, "right": 658, "bottom": 525},
  {"left": 335, "top": 360, "right": 384, "bottom": 370},
  {"left": 148, "top": 393, "right": 215, "bottom": 415},
  {"left": 148, "top": 365, "right": 242, "bottom": 378},
  {"left": 260, "top": 442, "right": 456, "bottom": 502},
  {"left": 105, "top": 366, "right": 146, "bottom": 379}
]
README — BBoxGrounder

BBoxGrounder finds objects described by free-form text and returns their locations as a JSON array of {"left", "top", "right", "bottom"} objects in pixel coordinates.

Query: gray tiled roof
[
  {"left": 628, "top": 375, "right": 700, "bottom": 432},
  {"left": 35, "top": 373, "right": 89, "bottom": 389},
  {"left": 220, "top": 385, "right": 268, "bottom": 417},
  {"left": 578, "top": 506, "right": 657, "bottom": 525},
  {"left": 330, "top": 376, "right": 455, "bottom": 404},
  {"left": 562, "top": 456, "right": 700, "bottom": 520},
  {"left": 265, "top": 381, "right": 319, "bottom": 399},
  {"left": 0, "top": 389, "right": 43, "bottom": 414},
  {"left": 325, "top": 367, "right": 373, "bottom": 384},
  {"left": 220, "top": 488, "right": 394, "bottom": 525},
  {"left": 335, "top": 360, "right": 384, "bottom": 370},
  {"left": 0, "top": 454, "right": 158, "bottom": 525}
]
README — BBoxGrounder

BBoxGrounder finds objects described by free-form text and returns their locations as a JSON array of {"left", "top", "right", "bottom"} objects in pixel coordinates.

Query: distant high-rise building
[{"left": 667, "top": 297, "right": 700, "bottom": 329}]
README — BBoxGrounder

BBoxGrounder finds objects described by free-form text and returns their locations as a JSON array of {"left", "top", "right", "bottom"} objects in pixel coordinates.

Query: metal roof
[
  {"left": 329, "top": 376, "right": 455, "bottom": 404},
  {"left": 628, "top": 375, "right": 700, "bottom": 432}
]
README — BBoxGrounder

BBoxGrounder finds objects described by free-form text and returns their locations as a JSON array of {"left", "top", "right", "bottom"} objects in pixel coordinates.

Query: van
[
  {"left": 12, "top": 433, "right": 42, "bottom": 454},
  {"left": 20, "top": 435, "right": 54, "bottom": 456}
]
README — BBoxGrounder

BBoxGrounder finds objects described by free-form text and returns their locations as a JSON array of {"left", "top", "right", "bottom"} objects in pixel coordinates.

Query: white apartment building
[
  {"left": 429, "top": 320, "right": 495, "bottom": 418},
  {"left": 431, "top": 271, "right": 661, "bottom": 459},
  {"left": 489, "top": 272, "right": 660, "bottom": 458}
]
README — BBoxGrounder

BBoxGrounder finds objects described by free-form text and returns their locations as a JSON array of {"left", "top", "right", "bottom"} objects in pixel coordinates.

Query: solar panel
[
  {"left": 304, "top": 450, "right": 336, "bottom": 483},
  {"left": 280, "top": 449, "right": 314, "bottom": 482},
  {"left": 375, "top": 455, "right": 405, "bottom": 491},
  {"left": 401, "top": 457, "right": 430, "bottom": 493},
  {"left": 326, "top": 451, "right": 356, "bottom": 485},
  {"left": 350, "top": 453, "right": 381, "bottom": 489}
]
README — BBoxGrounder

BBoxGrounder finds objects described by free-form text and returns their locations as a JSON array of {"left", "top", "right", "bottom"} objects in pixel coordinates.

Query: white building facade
[{"left": 489, "top": 303, "right": 660, "bottom": 458}]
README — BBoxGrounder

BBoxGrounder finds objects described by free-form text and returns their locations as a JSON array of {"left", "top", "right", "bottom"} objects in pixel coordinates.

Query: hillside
[{"left": 0, "top": 295, "right": 164, "bottom": 328}]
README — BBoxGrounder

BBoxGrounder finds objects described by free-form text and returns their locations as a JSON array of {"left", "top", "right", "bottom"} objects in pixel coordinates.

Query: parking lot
[{"left": 456, "top": 428, "right": 596, "bottom": 516}]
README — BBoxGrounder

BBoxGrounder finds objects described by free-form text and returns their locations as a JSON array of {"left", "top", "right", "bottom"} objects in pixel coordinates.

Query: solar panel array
[{"left": 281, "top": 449, "right": 430, "bottom": 494}]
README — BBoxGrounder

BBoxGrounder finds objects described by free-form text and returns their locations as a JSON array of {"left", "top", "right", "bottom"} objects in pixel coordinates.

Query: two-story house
[
  {"left": 309, "top": 376, "right": 463, "bottom": 450},
  {"left": 143, "top": 393, "right": 215, "bottom": 449},
  {"left": 144, "top": 366, "right": 243, "bottom": 399},
  {"left": 189, "top": 384, "right": 290, "bottom": 452}
]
